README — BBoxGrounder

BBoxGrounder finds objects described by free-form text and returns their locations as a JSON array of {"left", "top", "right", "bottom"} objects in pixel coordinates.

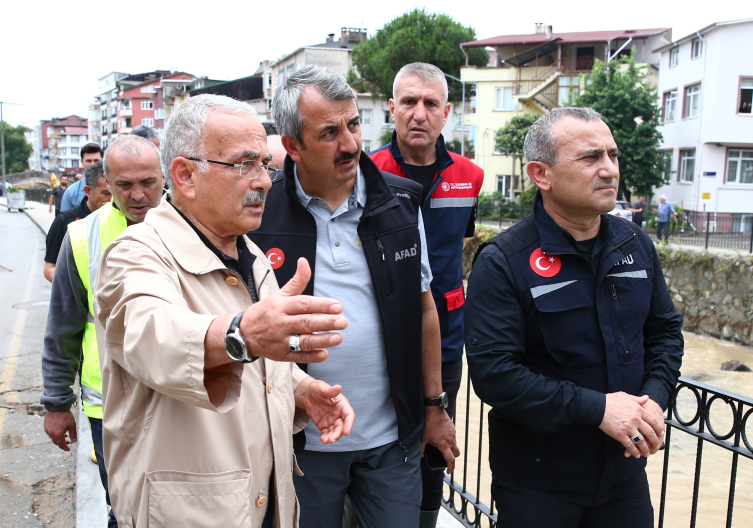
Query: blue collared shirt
[
  {"left": 60, "top": 178, "right": 86, "bottom": 212},
  {"left": 657, "top": 201, "right": 675, "bottom": 222}
]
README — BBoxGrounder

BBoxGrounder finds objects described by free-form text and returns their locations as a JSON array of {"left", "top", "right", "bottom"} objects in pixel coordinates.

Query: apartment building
[
  {"left": 461, "top": 24, "right": 672, "bottom": 196},
  {"left": 653, "top": 18, "right": 753, "bottom": 224},
  {"left": 117, "top": 72, "right": 196, "bottom": 135},
  {"left": 36, "top": 115, "right": 89, "bottom": 173}
]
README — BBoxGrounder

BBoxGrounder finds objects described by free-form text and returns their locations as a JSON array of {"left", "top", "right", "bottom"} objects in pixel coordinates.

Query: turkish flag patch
[
  {"left": 529, "top": 248, "right": 561, "bottom": 278},
  {"left": 265, "top": 248, "right": 285, "bottom": 270}
]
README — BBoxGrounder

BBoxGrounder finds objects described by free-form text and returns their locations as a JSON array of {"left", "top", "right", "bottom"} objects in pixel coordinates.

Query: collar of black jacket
[
  {"left": 281, "top": 152, "right": 400, "bottom": 219},
  {"left": 387, "top": 130, "right": 454, "bottom": 175},
  {"left": 533, "top": 189, "right": 634, "bottom": 255}
]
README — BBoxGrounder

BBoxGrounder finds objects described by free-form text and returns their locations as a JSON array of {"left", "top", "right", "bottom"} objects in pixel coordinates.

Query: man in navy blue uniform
[
  {"left": 465, "top": 107, "right": 683, "bottom": 528},
  {"left": 370, "top": 63, "right": 483, "bottom": 528}
]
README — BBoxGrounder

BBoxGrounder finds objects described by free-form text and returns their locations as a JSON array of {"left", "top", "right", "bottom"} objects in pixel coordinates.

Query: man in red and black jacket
[{"left": 370, "top": 62, "right": 483, "bottom": 528}]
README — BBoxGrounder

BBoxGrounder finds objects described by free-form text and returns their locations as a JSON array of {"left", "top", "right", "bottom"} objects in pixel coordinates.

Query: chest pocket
[
  {"left": 606, "top": 267, "right": 654, "bottom": 363},
  {"left": 530, "top": 280, "right": 602, "bottom": 370}
]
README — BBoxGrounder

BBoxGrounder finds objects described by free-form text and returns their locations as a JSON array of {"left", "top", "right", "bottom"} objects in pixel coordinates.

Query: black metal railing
[
  {"left": 442, "top": 376, "right": 753, "bottom": 528},
  {"left": 477, "top": 201, "right": 533, "bottom": 230},
  {"left": 647, "top": 211, "right": 753, "bottom": 253}
]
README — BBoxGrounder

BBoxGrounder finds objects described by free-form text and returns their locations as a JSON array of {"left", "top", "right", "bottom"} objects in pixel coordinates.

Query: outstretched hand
[
  {"left": 240, "top": 258, "right": 348, "bottom": 364},
  {"left": 295, "top": 378, "right": 355, "bottom": 445}
]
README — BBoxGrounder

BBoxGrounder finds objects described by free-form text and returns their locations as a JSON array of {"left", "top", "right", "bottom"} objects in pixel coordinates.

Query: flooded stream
[{"left": 450, "top": 332, "right": 753, "bottom": 527}]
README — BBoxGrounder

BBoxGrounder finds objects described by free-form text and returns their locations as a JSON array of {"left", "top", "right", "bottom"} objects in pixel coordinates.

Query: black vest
[{"left": 248, "top": 155, "right": 426, "bottom": 450}]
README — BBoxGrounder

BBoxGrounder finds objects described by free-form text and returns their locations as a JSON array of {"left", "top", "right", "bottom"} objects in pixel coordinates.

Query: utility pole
[
  {"left": 443, "top": 73, "right": 467, "bottom": 157},
  {"left": 1, "top": 101, "right": 23, "bottom": 194}
]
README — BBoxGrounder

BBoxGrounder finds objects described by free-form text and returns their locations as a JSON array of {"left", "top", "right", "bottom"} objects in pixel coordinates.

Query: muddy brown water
[{"left": 448, "top": 332, "right": 753, "bottom": 527}]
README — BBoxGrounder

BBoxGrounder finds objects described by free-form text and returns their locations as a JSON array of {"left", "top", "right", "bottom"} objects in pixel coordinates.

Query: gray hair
[
  {"left": 161, "top": 94, "right": 257, "bottom": 190},
  {"left": 84, "top": 162, "right": 105, "bottom": 188},
  {"left": 103, "top": 134, "right": 161, "bottom": 176},
  {"left": 523, "top": 107, "right": 604, "bottom": 166},
  {"left": 272, "top": 65, "right": 356, "bottom": 144},
  {"left": 393, "top": 62, "right": 449, "bottom": 103},
  {"left": 130, "top": 124, "right": 161, "bottom": 141}
]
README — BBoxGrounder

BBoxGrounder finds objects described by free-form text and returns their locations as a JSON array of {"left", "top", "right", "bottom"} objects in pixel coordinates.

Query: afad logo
[
  {"left": 441, "top": 182, "right": 450, "bottom": 192},
  {"left": 265, "top": 248, "right": 285, "bottom": 270},
  {"left": 529, "top": 248, "right": 561, "bottom": 278}
]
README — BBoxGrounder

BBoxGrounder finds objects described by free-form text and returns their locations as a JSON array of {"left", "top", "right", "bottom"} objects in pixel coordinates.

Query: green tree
[
  {"left": 445, "top": 137, "right": 474, "bottom": 157},
  {"left": 494, "top": 114, "right": 539, "bottom": 193},
  {"left": 1, "top": 122, "right": 32, "bottom": 174},
  {"left": 347, "top": 9, "right": 488, "bottom": 102},
  {"left": 569, "top": 53, "right": 668, "bottom": 201}
]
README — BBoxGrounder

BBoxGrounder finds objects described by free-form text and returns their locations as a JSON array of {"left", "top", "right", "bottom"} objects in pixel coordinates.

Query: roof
[
  {"left": 653, "top": 18, "right": 753, "bottom": 53},
  {"left": 189, "top": 75, "right": 264, "bottom": 101},
  {"left": 505, "top": 38, "right": 561, "bottom": 66},
  {"left": 462, "top": 28, "right": 670, "bottom": 48}
]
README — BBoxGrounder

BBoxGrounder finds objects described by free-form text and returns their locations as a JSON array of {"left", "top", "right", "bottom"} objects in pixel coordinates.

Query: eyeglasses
[{"left": 187, "top": 157, "right": 281, "bottom": 181}]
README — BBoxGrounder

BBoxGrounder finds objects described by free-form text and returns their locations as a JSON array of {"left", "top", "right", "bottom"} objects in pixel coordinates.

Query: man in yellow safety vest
[{"left": 41, "top": 134, "right": 164, "bottom": 527}]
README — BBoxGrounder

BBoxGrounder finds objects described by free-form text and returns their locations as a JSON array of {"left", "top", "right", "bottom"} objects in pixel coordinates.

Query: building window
[
  {"left": 362, "top": 140, "right": 371, "bottom": 152},
  {"left": 663, "top": 91, "right": 677, "bottom": 122},
  {"left": 659, "top": 150, "right": 674, "bottom": 181},
  {"left": 140, "top": 85, "right": 155, "bottom": 93},
  {"left": 691, "top": 39, "right": 703, "bottom": 59},
  {"left": 684, "top": 84, "right": 700, "bottom": 118},
  {"left": 726, "top": 150, "right": 753, "bottom": 184},
  {"left": 679, "top": 149, "right": 695, "bottom": 183},
  {"left": 496, "top": 175, "right": 511, "bottom": 196},
  {"left": 739, "top": 78, "right": 753, "bottom": 114},
  {"left": 71, "top": 160, "right": 79, "bottom": 168},
  {"left": 71, "top": 147, "right": 79, "bottom": 156},
  {"left": 669, "top": 48, "right": 679, "bottom": 67},
  {"left": 384, "top": 111, "right": 394, "bottom": 126},
  {"left": 155, "top": 108, "right": 165, "bottom": 120},
  {"left": 495, "top": 87, "right": 513, "bottom": 111},
  {"left": 142, "top": 117, "right": 154, "bottom": 127},
  {"left": 558, "top": 76, "right": 580, "bottom": 106},
  {"left": 359, "top": 109, "right": 372, "bottom": 126},
  {"left": 141, "top": 100, "right": 154, "bottom": 110}
]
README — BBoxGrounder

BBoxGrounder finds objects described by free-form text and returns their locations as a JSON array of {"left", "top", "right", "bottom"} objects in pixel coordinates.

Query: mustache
[
  {"left": 243, "top": 190, "right": 267, "bottom": 205},
  {"left": 335, "top": 151, "right": 358, "bottom": 164}
]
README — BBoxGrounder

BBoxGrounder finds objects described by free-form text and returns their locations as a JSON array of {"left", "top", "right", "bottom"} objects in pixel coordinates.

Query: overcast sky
[{"left": 2, "top": 1, "right": 747, "bottom": 129}]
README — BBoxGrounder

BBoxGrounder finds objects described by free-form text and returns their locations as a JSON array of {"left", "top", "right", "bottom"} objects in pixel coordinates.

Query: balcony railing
[
  {"left": 441, "top": 376, "right": 753, "bottom": 527},
  {"left": 562, "top": 55, "right": 596, "bottom": 72}
]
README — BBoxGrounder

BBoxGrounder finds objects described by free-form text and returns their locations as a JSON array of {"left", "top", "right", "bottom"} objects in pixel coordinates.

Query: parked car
[{"left": 608, "top": 200, "right": 633, "bottom": 221}]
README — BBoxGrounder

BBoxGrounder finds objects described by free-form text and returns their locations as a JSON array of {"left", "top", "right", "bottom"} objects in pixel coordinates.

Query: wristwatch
[
  {"left": 424, "top": 392, "right": 449, "bottom": 410},
  {"left": 224, "top": 312, "right": 258, "bottom": 363}
]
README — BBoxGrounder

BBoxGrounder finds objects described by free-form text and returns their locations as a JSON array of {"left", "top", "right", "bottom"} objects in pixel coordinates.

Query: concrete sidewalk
[{"left": 2, "top": 196, "right": 109, "bottom": 527}]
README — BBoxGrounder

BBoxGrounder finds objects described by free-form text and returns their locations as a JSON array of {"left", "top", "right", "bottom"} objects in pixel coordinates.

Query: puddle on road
[
  {"left": 452, "top": 332, "right": 753, "bottom": 528},
  {"left": 12, "top": 300, "right": 49, "bottom": 311}
]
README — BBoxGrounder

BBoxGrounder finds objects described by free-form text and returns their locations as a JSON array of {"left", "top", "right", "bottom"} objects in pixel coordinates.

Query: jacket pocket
[
  {"left": 147, "top": 469, "right": 251, "bottom": 528},
  {"left": 444, "top": 286, "right": 465, "bottom": 311}
]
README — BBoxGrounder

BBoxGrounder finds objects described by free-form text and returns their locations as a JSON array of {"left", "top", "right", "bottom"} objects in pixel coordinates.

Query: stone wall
[{"left": 658, "top": 247, "right": 753, "bottom": 346}]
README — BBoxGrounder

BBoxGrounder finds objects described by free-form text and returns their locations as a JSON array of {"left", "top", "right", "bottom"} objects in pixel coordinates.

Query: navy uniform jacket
[
  {"left": 370, "top": 133, "right": 483, "bottom": 362},
  {"left": 465, "top": 192, "right": 683, "bottom": 492}
]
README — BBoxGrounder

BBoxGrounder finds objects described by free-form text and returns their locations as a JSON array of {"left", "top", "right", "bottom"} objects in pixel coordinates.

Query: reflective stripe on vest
[{"left": 68, "top": 202, "right": 128, "bottom": 419}]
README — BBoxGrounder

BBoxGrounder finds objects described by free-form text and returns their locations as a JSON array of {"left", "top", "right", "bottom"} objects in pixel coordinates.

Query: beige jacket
[{"left": 94, "top": 199, "right": 309, "bottom": 528}]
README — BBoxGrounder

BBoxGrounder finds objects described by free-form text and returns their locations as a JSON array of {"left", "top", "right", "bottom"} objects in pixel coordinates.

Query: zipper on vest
[
  {"left": 398, "top": 441, "right": 408, "bottom": 463},
  {"left": 375, "top": 238, "right": 394, "bottom": 295},
  {"left": 611, "top": 285, "right": 629, "bottom": 354}
]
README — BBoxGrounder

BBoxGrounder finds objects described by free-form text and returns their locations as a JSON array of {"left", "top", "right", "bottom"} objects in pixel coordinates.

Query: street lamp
[
  {"left": 1, "top": 101, "right": 23, "bottom": 194},
  {"left": 443, "top": 73, "right": 467, "bottom": 157}
]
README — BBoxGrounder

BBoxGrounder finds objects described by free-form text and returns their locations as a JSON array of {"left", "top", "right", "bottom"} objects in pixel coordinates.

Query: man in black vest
[
  {"left": 248, "top": 65, "right": 458, "bottom": 528},
  {"left": 465, "top": 107, "right": 683, "bottom": 528}
]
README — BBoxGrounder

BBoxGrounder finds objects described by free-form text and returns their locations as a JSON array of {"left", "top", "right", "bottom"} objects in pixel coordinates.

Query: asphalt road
[{"left": 0, "top": 206, "right": 75, "bottom": 527}]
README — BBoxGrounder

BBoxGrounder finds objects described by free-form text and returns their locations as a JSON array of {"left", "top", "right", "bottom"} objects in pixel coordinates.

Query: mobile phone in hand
[{"left": 424, "top": 443, "right": 448, "bottom": 471}]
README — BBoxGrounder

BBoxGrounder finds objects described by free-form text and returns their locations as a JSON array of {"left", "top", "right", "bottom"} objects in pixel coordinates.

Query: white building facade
[{"left": 654, "top": 19, "right": 753, "bottom": 221}]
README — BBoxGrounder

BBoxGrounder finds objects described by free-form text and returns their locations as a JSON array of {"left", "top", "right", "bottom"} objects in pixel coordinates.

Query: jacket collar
[
  {"left": 144, "top": 198, "right": 239, "bottom": 275},
  {"left": 281, "top": 153, "right": 400, "bottom": 220},
  {"left": 533, "top": 190, "right": 634, "bottom": 255},
  {"left": 388, "top": 130, "right": 454, "bottom": 176}
]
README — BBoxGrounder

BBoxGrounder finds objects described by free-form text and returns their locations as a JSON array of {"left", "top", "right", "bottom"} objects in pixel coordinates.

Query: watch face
[
  {"left": 440, "top": 392, "right": 449, "bottom": 408},
  {"left": 225, "top": 335, "right": 245, "bottom": 361}
]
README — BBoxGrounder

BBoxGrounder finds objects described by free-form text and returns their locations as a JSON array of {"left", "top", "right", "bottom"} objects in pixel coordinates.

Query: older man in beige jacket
[{"left": 94, "top": 94, "right": 355, "bottom": 528}]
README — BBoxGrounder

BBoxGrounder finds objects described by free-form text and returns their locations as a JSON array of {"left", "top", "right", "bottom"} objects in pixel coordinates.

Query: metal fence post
[
  {"left": 749, "top": 225, "right": 753, "bottom": 254},
  {"left": 705, "top": 213, "right": 710, "bottom": 250}
]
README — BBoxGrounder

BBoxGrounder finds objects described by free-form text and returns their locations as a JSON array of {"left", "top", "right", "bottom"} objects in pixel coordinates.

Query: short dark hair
[
  {"left": 130, "top": 125, "right": 161, "bottom": 141},
  {"left": 81, "top": 143, "right": 103, "bottom": 160},
  {"left": 84, "top": 162, "right": 105, "bottom": 188},
  {"left": 263, "top": 122, "right": 279, "bottom": 136}
]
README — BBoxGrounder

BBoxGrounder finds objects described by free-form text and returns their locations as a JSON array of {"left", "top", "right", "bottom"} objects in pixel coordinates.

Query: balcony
[
  {"left": 562, "top": 55, "right": 595, "bottom": 72},
  {"left": 120, "top": 127, "right": 132, "bottom": 134},
  {"left": 120, "top": 108, "right": 132, "bottom": 117}
]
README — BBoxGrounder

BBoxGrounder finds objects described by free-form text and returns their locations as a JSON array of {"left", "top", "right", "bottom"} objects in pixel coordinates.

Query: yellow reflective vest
[{"left": 68, "top": 202, "right": 128, "bottom": 419}]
